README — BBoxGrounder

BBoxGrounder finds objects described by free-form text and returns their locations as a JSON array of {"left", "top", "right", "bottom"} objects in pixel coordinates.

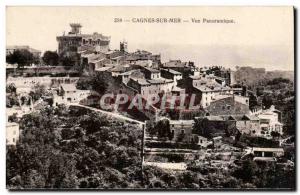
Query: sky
[{"left": 6, "top": 6, "right": 294, "bottom": 71}]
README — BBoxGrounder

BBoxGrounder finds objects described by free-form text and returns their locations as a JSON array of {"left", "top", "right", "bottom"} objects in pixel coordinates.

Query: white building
[
  {"left": 55, "top": 83, "right": 91, "bottom": 105},
  {"left": 251, "top": 147, "right": 284, "bottom": 162},
  {"left": 257, "top": 105, "right": 283, "bottom": 137},
  {"left": 6, "top": 122, "right": 20, "bottom": 146}
]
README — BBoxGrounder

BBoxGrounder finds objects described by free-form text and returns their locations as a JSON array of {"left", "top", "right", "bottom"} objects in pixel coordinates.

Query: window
[
  {"left": 181, "top": 130, "right": 185, "bottom": 134},
  {"left": 13, "top": 138, "right": 15, "bottom": 143}
]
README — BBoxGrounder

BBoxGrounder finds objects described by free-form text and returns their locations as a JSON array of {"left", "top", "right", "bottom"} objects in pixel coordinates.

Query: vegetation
[
  {"left": 7, "top": 106, "right": 143, "bottom": 189},
  {"left": 42, "top": 51, "right": 59, "bottom": 66},
  {"left": 76, "top": 73, "right": 108, "bottom": 95},
  {"left": 6, "top": 49, "right": 39, "bottom": 68},
  {"left": 142, "top": 159, "right": 295, "bottom": 189},
  {"left": 6, "top": 84, "right": 19, "bottom": 108},
  {"left": 28, "top": 84, "right": 49, "bottom": 102}
]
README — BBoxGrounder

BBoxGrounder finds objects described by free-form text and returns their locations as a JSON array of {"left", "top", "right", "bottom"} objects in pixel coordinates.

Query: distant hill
[{"left": 234, "top": 66, "right": 294, "bottom": 86}]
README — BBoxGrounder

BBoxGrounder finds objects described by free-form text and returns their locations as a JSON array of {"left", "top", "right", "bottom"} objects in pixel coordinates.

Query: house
[
  {"left": 205, "top": 95, "right": 250, "bottom": 116},
  {"left": 109, "top": 65, "right": 130, "bottom": 77},
  {"left": 56, "top": 83, "right": 91, "bottom": 104},
  {"left": 128, "top": 50, "right": 161, "bottom": 64},
  {"left": 161, "top": 60, "right": 193, "bottom": 73},
  {"left": 212, "top": 136, "right": 222, "bottom": 149},
  {"left": 251, "top": 147, "right": 284, "bottom": 161},
  {"left": 142, "top": 67, "right": 161, "bottom": 80},
  {"left": 169, "top": 120, "right": 195, "bottom": 142},
  {"left": 127, "top": 77, "right": 174, "bottom": 99},
  {"left": 6, "top": 122, "right": 20, "bottom": 146},
  {"left": 228, "top": 115, "right": 260, "bottom": 136},
  {"left": 160, "top": 68, "right": 183, "bottom": 86},
  {"left": 118, "top": 69, "right": 144, "bottom": 85},
  {"left": 194, "top": 116, "right": 227, "bottom": 138},
  {"left": 196, "top": 135, "right": 209, "bottom": 148},
  {"left": 257, "top": 105, "right": 283, "bottom": 137},
  {"left": 59, "top": 83, "right": 77, "bottom": 102}
]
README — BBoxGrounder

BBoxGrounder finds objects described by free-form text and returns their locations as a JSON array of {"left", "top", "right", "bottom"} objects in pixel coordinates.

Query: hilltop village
[{"left": 6, "top": 24, "right": 295, "bottom": 189}]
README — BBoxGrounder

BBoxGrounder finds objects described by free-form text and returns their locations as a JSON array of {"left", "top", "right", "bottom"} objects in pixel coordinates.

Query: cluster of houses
[{"left": 6, "top": 23, "right": 284, "bottom": 159}]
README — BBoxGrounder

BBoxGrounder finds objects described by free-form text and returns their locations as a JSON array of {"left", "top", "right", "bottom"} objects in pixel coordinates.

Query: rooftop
[
  {"left": 162, "top": 68, "right": 182, "bottom": 75},
  {"left": 133, "top": 50, "right": 152, "bottom": 55},
  {"left": 95, "top": 66, "right": 113, "bottom": 72},
  {"left": 163, "top": 60, "right": 188, "bottom": 68},
  {"left": 252, "top": 147, "right": 284, "bottom": 152},
  {"left": 147, "top": 78, "right": 173, "bottom": 84},
  {"left": 60, "top": 83, "right": 77, "bottom": 91},
  {"left": 194, "top": 84, "right": 231, "bottom": 92},
  {"left": 205, "top": 116, "right": 224, "bottom": 121},
  {"left": 143, "top": 67, "right": 160, "bottom": 73},
  {"left": 169, "top": 120, "right": 195, "bottom": 125}
]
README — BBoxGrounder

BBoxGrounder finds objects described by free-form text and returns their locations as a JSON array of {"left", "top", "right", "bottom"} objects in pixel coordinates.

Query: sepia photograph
[{"left": 5, "top": 6, "right": 295, "bottom": 190}]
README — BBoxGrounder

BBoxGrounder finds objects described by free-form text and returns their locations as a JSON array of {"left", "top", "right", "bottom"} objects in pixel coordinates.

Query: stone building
[
  {"left": 126, "top": 50, "right": 161, "bottom": 64},
  {"left": 169, "top": 120, "right": 195, "bottom": 142},
  {"left": 206, "top": 95, "right": 250, "bottom": 116},
  {"left": 228, "top": 115, "right": 260, "bottom": 136},
  {"left": 57, "top": 23, "right": 110, "bottom": 57},
  {"left": 160, "top": 68, "right": 183, "bottom": 86}
]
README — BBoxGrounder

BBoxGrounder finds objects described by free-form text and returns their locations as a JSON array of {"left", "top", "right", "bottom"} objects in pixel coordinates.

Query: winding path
[{"left": 69, "top": 103, "right": 145, "bottom": 128}]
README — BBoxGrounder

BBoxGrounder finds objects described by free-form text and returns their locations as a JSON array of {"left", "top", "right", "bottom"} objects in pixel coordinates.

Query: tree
[
  {"left": 262, "top": 95, "right": 273, "bottom": 109},
  {"left": 233, "top": 159, "right": 258, "bottom": 183},
  {"left": 249, "top": 93, "right": 258, "bottom": 110},
  {"left": 6, "top": 94, "right": 19, "bottom": 108},
  {"left": 6, "top": 49, "right": 38, "bottom": 68},
  {"left": 42, "top": 51, "right": 59, "bottom": 66},
  {"left": 6, "top": 83, "right": 16, "bottom": 93},
  {"left": 59, "top": 53, "right": 80, "bottom": 66},
  {"left": 76, "top": 73, "right": 108, "bottom": 95},
  {"left": 154, "top": 119, "right": 172, "bottom": 140},
  {"left": 29, "top": 83, "right": 48, "bottom": 102},
  {"left": 270, "top": 131, "right": 280, "bottom": 138}
]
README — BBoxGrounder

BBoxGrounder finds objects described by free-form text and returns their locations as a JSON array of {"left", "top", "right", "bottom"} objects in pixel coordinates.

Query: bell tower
[{"left": 120, "top": 40, "right": 128, "bottom": 53}]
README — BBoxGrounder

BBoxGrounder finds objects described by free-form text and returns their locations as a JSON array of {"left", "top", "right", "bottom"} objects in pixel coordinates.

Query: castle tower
[{"left": 70, "top": 23, "right": 82, "bottom": 34}]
